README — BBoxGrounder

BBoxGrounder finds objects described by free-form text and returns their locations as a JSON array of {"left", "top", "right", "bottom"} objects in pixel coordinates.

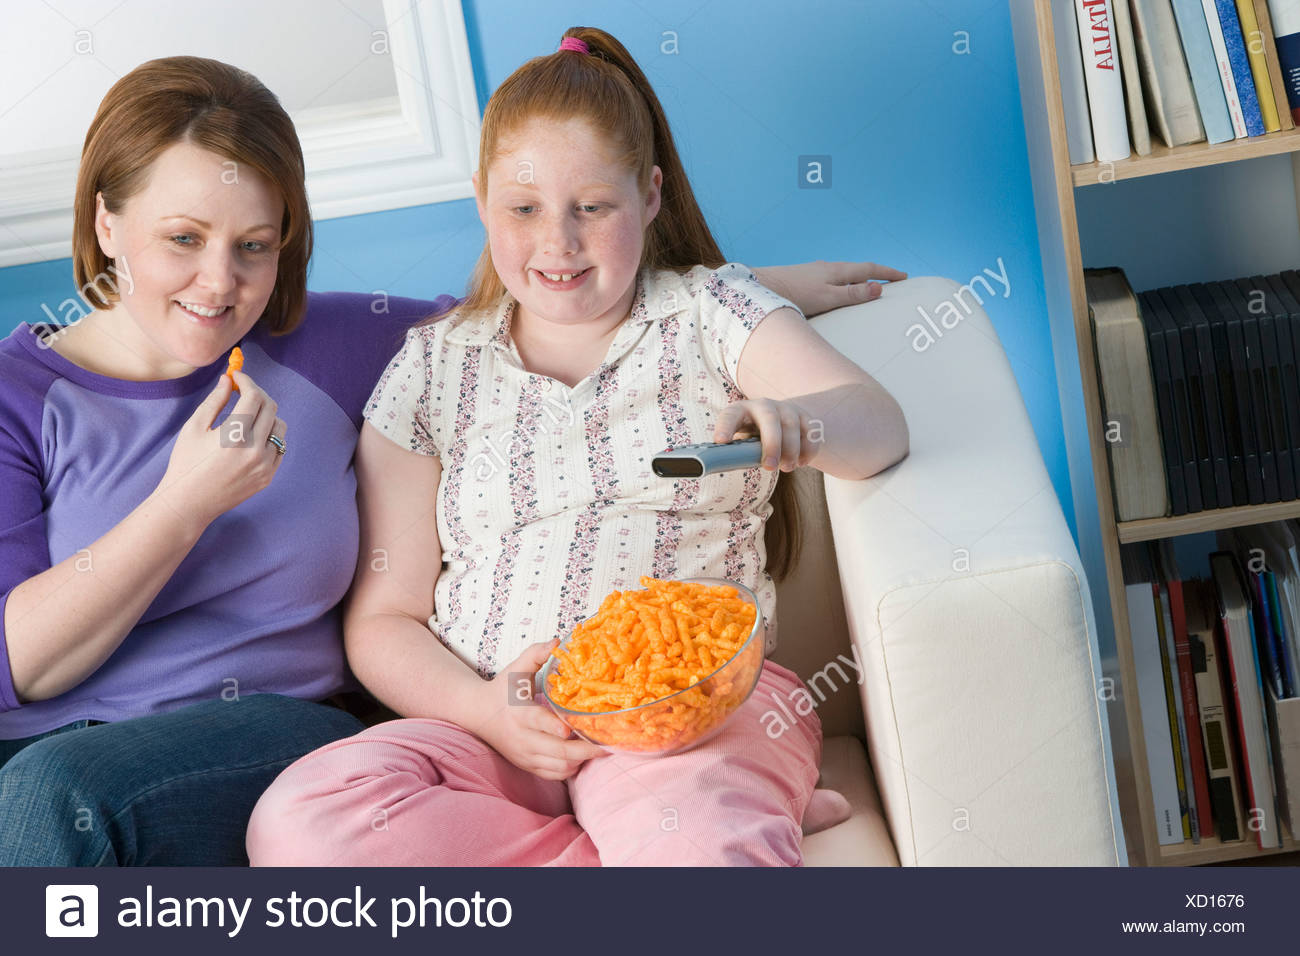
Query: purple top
[{"left": 0, "top": 291, "right": 455, "bottom": 738}]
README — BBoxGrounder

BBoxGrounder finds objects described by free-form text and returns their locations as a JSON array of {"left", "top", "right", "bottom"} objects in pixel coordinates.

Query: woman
[{"left": 0, "top": 55, "right": 904, "bottom": 865}]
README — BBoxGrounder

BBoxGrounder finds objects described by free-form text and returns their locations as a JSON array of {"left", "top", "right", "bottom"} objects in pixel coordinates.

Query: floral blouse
[{"left": 363, "top": 263, "right": 798, "bottom": 677}]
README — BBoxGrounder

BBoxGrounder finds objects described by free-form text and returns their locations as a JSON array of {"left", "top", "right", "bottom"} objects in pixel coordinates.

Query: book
[
  {"left": 1159, "top": 557, "right": 1194, "bottom": 839},
  {"left": 1187, "top": 577, "right": 1246, "bottom": 841},
  {"left": 1264, "top": 311, "right": 1297, "bottom": 500},
  {"left": 1209, "top": 548, "right": 1281, "bottom": 848},
  {"left": 1131, "top": 0, "right": 1209, "bottom": 145},
  {"left": 1203, "top": 0, "right": 1250, "bottom": 135},
  {"left": 1237, "top": 282, "right": 1283, "bottom": 501},
  {"left": 1231, "top": 523, "right": 1297, "bottom": 698},
  {"left": 1264, "top": 681, "right": 1300, "bottom": 835},
  {"left": 1275, "top": 273, "right": 1300, "bottom": 493},
  {"left": 1256, "top": 519, "right": 1300, "bottom": 693},
  {"left": 1144, "top": 287, "right": 1189, "bottom": 515},
  {"left": 1265, "top": 0, "right": 1300, "bottom": 124},
  {"left": 1123, "top": 543, "right": 1185, "bottom": 844},
  {"left": 1191, "top": 283, "right": 1258, "bottom": 505},
  {"left": 1054, "top": 0, "right": 1098, "bottom": 164},
  {"left": 1172, "top": 0, "right": 1238, "bottom": 143},
  {"left": 1076, "top": 0, "right": 1133, "bottom": 160},
  {"left": 1252, "top": 0, "right": 1297, "bottom": 130},
  {"left": 1238, "top": 0, "right": 1284, "bottom": 129},
  {"left": 1144, "top": 289, "right": 1204, "bottom": 511},
  {"left": 1243, "top": 558, "right": 1288, "bottom": 703},
  {"left": 1086, "top": 269, "right": 1169, "bottom": 520},
  {"left": 1161, "top": 286, "right": 1228, "bottom": 508},
  {"left": 1235, "top": 278, "right": 1296, "bottom": 501},
  {"left": 1253, "top": 0, "right": 1294, "bottom": 128},
  {"left": 1155, "top": 539, "right": 1208, "bottom": 841},
  {"left": 1174, "top": 284, "right": 1247, "bottom": 505},
  {"left": 1266, "top": 571, "right": 1297, "bottom": 697},
  {"left": 1214, "top": 0, "right": 1268, "bottom": 133},
  {"left": 1214, "top": 280, "right": 1280, "bottom": 501},
  {"left": 1259, "top": 275, "right": 1300, "bottom": 505},
  {"left": 1113, "top": 0, "right": 1154, "bottom": 153},
  {"left": 1279, "top": 268, "right": 1300, "bottom": 315},
  {"left": 1195, "top": 282, "right": 1265, "bottom": 504},
  {"left": 1266, "top": 307, "right": 1296, "bottom": 499}
]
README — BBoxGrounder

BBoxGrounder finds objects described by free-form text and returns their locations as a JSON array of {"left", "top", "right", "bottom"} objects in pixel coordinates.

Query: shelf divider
[
  {"left": 1118, "top": 500, "right": 1300, "bottom": 544},
  {"left": 1071, "top": 127, "right": 1300, "bottom": 187}
]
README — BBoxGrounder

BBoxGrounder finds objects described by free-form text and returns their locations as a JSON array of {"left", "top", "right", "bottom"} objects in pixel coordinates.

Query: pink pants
[{"left": 246, "top": 661, "right": 826, "bottom": 866}]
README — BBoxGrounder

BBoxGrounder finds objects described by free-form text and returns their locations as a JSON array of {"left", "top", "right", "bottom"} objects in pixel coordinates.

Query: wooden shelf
[
  {"left": 1118, "top": 499, "right": 1300, "bottom": 544},
  {"left": 1071, "top": 126, "right": 1300, "bottom": 186},
  {"left": 1012, "top": 0, "right": 1300, "bottom": 868},
  {"left": 1155, "top": 819, "right": 1297, "bottom": 866}
]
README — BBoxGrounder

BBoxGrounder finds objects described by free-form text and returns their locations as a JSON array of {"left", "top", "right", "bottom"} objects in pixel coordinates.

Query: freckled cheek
[
  {"left": 590, "top": 220, "right": 646, "bottom": 275},
  {"left": 487, "top": 223, "right": 532, "bottom": 274}
]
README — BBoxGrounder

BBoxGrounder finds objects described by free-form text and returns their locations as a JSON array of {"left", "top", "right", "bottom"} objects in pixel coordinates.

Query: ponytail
[{"left": 558, "top": 28, "right": 724, "bottom": 273}]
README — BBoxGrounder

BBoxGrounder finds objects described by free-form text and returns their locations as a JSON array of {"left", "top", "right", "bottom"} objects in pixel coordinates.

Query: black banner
[{"left": 7, "top": 865, "right": 1295, "bottom": 954}]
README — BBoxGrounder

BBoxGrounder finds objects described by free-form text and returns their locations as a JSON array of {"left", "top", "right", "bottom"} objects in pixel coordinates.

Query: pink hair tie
[{"left": 558, "top": 36, "right": 589, "bottom": 54}]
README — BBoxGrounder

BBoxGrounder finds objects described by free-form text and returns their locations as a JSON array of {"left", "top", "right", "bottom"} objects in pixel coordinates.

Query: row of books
[
  {"left": 1055, "top": 0, "right": 1300, "bottom": 165},
  {"left": 1086, "top": 268, "right": 1300, "bottom": 520},
  {"left": 1122, "top": 531, "right": 1300, "bottom": 848}
]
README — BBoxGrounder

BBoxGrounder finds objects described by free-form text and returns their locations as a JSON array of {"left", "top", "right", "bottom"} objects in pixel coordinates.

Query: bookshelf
[{"left": 1010, "top": 0, "right": 1300, "bottom": 866}]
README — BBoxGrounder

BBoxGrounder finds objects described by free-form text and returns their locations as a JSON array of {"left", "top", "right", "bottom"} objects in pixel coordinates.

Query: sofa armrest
[{"left": 809, "top": 277, "right": 1124, "bottom": 865}]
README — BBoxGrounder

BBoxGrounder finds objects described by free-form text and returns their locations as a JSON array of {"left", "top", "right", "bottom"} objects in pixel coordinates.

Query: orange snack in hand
[
  {"left": 546, "top": 576, "right": 761, "bottom": 752},
  {"left": 225, "top": 346, "right": 244, "bottom": 391}
]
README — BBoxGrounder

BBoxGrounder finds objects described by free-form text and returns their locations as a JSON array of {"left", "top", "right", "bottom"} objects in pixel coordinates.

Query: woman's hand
[
  {"left": 754, "top": 261, "right": 907, "bottom": 317},
  {"left": 6, "top": 368, "right": 289, "bottom": 704},
  {"left": 154, "top": 370, "right": 288, "bottom": 531},
  {"left": 471, "top": 640, "right": 606, "bottom": 781},
  {"left": 713, "top": 398, "right": 816, "bottom": 473}
]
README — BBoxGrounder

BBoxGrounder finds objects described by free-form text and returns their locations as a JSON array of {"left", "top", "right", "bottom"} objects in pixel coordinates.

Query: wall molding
[{"left": 0, "top": 0, "right": 480, "bottom": 268}]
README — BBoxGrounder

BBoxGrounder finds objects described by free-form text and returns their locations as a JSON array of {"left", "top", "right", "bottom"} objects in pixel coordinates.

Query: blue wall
[{"left": 0, "top": 0, "right": 1074, "bottom": 535}]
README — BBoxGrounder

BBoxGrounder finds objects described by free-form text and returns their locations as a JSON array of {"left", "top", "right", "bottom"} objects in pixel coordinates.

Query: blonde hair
[{"left": 453, "top": 27, "right": 801, "bottom": 579}]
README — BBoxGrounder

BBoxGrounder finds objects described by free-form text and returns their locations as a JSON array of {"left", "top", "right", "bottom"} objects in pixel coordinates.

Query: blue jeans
[{"left": 0, "top": 693, "right": 363, "bottom": 866}]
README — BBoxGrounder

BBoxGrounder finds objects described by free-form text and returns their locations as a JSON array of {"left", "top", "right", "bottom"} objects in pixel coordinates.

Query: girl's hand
[
  {"left": 755, "top": 261, "right": 907, "bottom": 317},
  {"left": 473, "top": 640, "right": 606, "bottom": 781},
  {"left": 714, "top": 398, "right": 816, "bottom": 473},
  {"left": 154, "top": 370, "right": 288, "bottom": 530}
]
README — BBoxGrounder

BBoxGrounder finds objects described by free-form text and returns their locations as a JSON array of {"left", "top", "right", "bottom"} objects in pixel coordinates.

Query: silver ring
[{"left": 267, "top": 434, "right": 286, "bottom": 456}]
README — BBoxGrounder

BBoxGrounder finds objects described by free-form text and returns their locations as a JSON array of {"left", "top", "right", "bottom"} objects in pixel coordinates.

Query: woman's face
[
  {"left": 477, "top": 117, "right": 660, "bottom": 329},
  {"left": 95, "top": 140, "right": 283, "bottom": 374}
]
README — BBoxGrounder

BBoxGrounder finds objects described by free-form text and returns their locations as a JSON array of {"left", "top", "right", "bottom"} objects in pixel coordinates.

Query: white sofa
[{"left": 773, "top": 276, "right": 1125, "bottom": 866}]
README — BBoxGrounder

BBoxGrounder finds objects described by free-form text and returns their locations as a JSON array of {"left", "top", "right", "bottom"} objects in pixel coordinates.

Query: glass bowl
[{"left": 538, "top": 577, "right": 765, "bottom": 756}]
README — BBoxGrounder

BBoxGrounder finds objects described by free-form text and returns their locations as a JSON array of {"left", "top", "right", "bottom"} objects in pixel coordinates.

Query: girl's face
[
  {"left": 477, "top": 117, "right": 661, "bottom": 330},
  {"left": 94, "top": 140, "right": 283, "bottom": 375}
]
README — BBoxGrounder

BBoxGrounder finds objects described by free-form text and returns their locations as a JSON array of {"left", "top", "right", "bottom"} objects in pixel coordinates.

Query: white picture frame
[{"left": 0, "top": 0, "right": 481, "bottom": 268}]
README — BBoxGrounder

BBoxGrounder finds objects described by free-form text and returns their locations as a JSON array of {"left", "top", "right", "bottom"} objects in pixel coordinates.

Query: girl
[{"left": 246, "top": 27, "right": 908, "bottom": 867}]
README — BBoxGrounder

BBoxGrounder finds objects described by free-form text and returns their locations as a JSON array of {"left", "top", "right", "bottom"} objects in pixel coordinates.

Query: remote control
[{"left": 652, "top": 437, "right": 763, "bottom": 478}]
